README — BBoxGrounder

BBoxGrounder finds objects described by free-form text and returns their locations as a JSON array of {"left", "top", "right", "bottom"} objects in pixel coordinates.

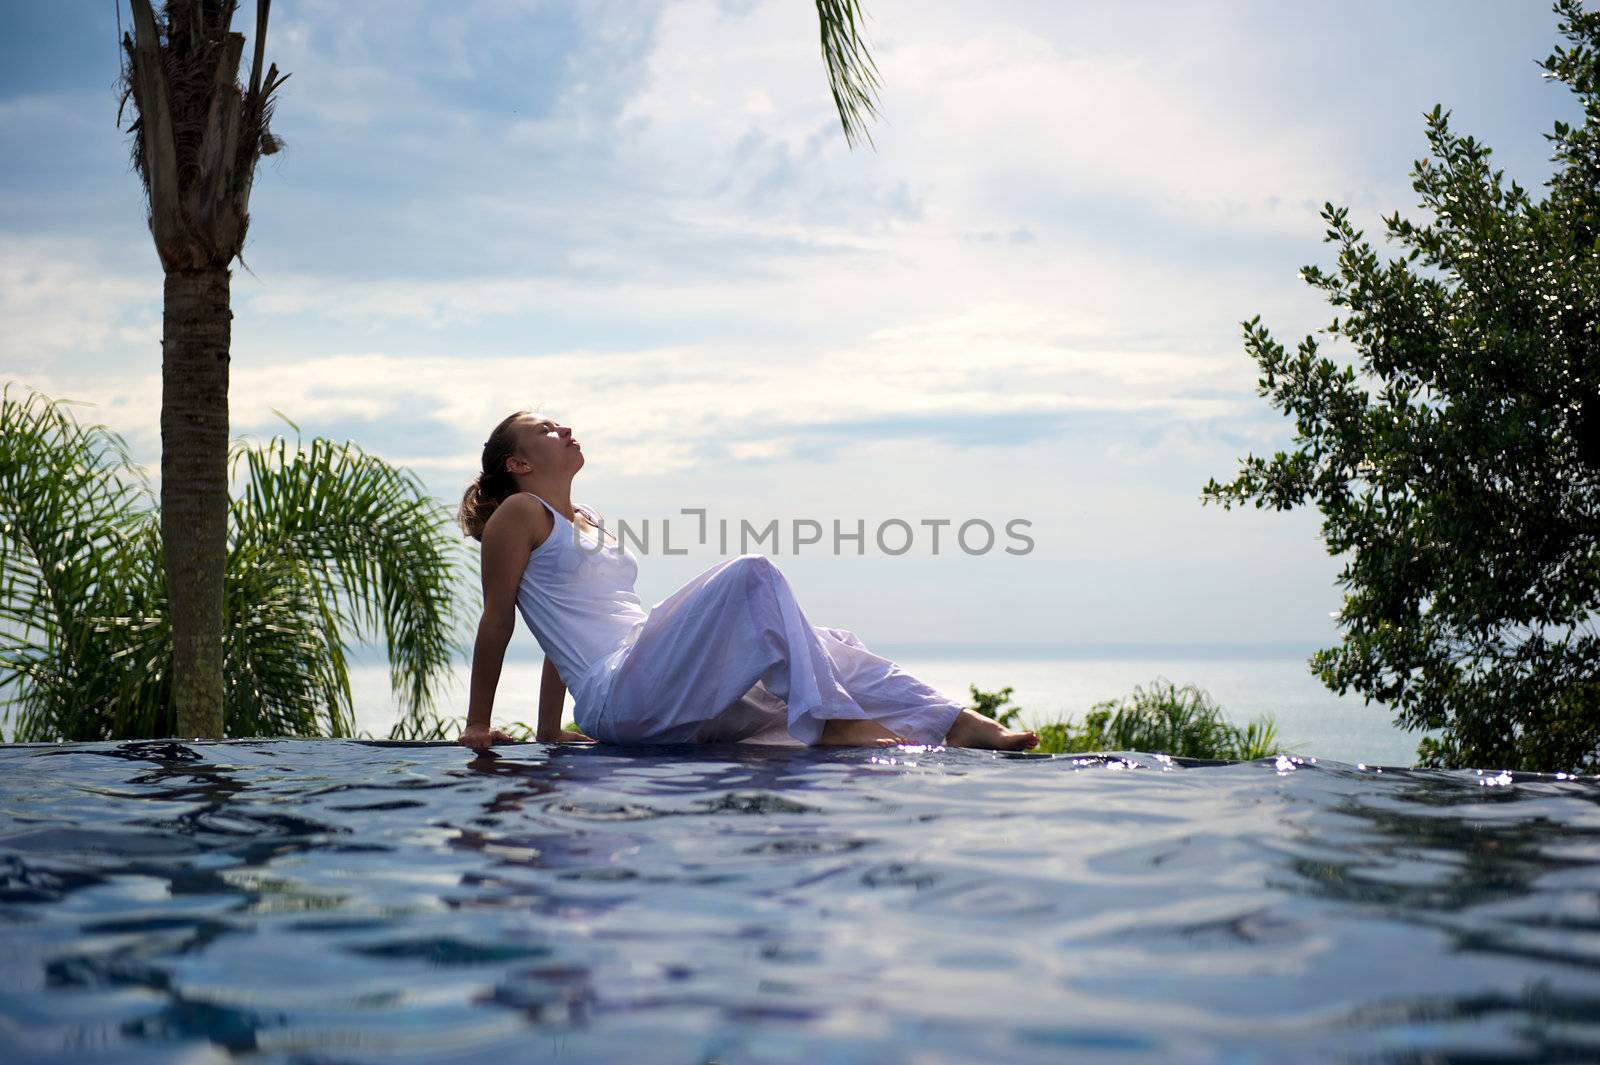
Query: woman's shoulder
[
  {"left": 483, "top": 492, "right": 554, "bottom": 547},
  {"left": 486, "top": 491, "right": 543, "bottom": 520},
  {"left": 493, "top": 491, "right": 540, "bottom": 511}
]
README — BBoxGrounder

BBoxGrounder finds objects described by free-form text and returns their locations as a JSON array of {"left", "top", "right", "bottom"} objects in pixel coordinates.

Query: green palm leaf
[
  {"left": 814, "top": 0, "right": 882, "bottom": 148},
  {"left": 1, "top": 385, "right": 469, "bottom": 742},
  {"left": 223, "top": 545, "right": 351, "bottom": 737},
  {"left": 228, "top": 428, "right": 470, "bottom": 739},
  {"left": 0, "top": 384, "right": 169, "bottom": 740}
]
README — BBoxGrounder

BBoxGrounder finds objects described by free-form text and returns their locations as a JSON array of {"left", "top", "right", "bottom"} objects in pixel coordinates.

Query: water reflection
[
  {"left": 1273, "top": 768, "right": 1600, "bottom": 913},
  {"left": 1, "top": 740, "right": 1598, "bottom": 1063}
]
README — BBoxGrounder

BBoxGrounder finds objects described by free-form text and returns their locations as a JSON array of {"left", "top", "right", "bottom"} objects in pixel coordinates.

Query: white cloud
[
  {"left": 29, "top": 289, "right": 1254, "bottom": 482},
  {"left": 0, "top": 96, "right": 71, "bottom": 128},
  {"left": 0, "top": 239, "right": 160, "bottom": 375},
  {"left": 614, "top": 0, "right": 1402, "bottom": 240}
]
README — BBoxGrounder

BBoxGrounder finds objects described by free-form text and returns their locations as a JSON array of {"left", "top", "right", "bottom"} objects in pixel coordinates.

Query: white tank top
[{"left": 514, "top": 492, "right": 648, "bottom": 727}]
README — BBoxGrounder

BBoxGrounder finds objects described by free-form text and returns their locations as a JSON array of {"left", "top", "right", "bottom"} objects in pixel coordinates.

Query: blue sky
[{"left": 0, "top": 0, "right": 1582, "bottom": 650}]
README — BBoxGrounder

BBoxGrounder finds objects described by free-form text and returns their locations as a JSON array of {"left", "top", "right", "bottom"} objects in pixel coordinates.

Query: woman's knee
[
  {"left": 729, "top": 553, "right": 781, "bottom": 591},
  {"left": 817, "top": 625, "right": 862, "bottom": 648}
]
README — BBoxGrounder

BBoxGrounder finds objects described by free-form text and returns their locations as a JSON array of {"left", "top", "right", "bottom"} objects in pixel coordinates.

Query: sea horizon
[
  {"left": 345, "top": 640, "right": 1422, "bottom": 768},
  {"left": 346, "top": 639, "right": 1334, "bottom": 667}
]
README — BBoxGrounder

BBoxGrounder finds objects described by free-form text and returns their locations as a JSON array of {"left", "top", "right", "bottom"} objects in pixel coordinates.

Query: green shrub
[
  {"left": 972, "top": 678, "right": 1283, "bottom": 760},
  {"left": 968, "top": 683, "right": 1024, "bottom": 727}
]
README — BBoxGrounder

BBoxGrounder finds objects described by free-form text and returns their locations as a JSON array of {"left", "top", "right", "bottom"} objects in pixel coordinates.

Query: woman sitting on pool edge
[{"left": 456, "top": 411, "right": 1040, "bottom": 752}]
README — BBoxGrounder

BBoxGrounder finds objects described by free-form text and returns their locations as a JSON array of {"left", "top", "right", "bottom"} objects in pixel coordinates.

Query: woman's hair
[{"left": 458, "top": 410, "right": 530, "bottom": 542}]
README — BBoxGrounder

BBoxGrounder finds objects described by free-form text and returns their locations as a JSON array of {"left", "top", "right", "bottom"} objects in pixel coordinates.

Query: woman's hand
[{"left": 459, "top": 722, "right": 519, "bottom": 752}]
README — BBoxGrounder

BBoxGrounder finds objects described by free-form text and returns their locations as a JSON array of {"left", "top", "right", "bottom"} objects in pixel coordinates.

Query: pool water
[{"left": 1, "top": 740, "right": 1597, "bottom": 1064}]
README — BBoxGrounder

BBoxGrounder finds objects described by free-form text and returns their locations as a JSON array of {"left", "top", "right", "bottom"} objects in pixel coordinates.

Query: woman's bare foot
[
  {"left": 943, "top": 709, "right": 1039, "bottom": 751},
  {"left": 818, "top": 718, "right": 909, "bottom": 747}
]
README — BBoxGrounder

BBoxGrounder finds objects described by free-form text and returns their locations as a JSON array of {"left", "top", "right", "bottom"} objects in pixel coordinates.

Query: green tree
[
  {"left": 1202, "top": 0, "right": 1600, "bottom": 771},
  {"left": 0, "top": 386, "right": 466, "bottom": 741}
]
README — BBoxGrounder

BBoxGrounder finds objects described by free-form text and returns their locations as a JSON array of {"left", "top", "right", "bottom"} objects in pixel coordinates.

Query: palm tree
[
  {"left": 0, "top": 385, "right": 466, "bottom": 742},
  {"left": 119, "top": 0, "right": 288, "bottom": 738},
  {"left": 117, "top": 1, "right": 882, "bottom": 738}
]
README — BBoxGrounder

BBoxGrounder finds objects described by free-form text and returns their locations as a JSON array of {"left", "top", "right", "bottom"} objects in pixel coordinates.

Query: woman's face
[{"left": 509, "top": 414, "right": 583, "bottom": 477}]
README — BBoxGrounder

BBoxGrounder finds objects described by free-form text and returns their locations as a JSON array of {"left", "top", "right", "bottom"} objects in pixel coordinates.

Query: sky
[{"left": 0, "top": 0, "right": 1582, "bottom": 653}]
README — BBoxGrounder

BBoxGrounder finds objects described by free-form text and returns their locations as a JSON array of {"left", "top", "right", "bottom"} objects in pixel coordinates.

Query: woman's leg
[
  {"left": 598, "top": 554, "right": 879, "bottom": 745},
  {"left": 811, "top": 626, "right": 1039, "bottom": 750},
  {"left": 809, "top": 626, "right": 964, "bottom": 744}
]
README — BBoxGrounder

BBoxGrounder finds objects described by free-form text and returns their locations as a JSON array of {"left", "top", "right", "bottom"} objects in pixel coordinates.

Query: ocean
[{"left": 350, "top": 644, "right": 1423, "bottom": 767}]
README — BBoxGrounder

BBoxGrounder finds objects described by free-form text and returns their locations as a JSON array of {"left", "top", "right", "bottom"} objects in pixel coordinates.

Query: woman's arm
[
  {"left": 462, "top": 613, "right": 518, "bottom": 749},
  {"left": 535, "top": 657, "right": 568, "bottom": 741},
  {"left": 459, "top": 496, "right": 547, "bottom": 751}
]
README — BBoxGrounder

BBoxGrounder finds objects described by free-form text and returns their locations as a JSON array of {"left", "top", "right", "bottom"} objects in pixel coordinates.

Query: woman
[{"left": 456, "top": 411, "right": 1039, "bottom": 752}]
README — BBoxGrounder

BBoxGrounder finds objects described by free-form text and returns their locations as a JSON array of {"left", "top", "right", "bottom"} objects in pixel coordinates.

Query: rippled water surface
[{"left": 2, "top": 741, "right": 1599, "bottom": 1064}]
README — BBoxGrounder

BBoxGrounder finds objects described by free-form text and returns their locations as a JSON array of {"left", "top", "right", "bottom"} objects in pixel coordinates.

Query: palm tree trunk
[{"left": 161, "top": 268, "right": 231, "bottom": 738}]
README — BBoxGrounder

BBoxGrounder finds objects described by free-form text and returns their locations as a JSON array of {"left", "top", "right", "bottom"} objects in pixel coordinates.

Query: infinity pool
[{"left": 1, "top": 740, "right": 1597, "bottom": 1063}]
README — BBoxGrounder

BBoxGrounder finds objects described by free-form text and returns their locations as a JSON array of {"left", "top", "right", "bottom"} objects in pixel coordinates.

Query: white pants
[{"left": 588, "top": 554, "right": 967, "bottom": 746}]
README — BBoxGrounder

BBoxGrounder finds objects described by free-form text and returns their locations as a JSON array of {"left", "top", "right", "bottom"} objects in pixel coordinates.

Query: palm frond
[
  {"left": 119, "top": 0, "right": 288, "bottom": 269},
  {"left": 0, "top": 384, "right": 167, "bottom": 740},
  {"left": 223, "top": 545, "right": 353, "bottom": 737},
  {"left": 228, "top": 432, "right": 471, "bottom": 738},
  {"left": 814, "top": 0, "right": 882, "bottom": 149},
  {"left": 2, "top": 385, "right": 469, "bottom": 742},
  {"left": 378, "top": 710, "right": 459, "bottom": 742}
]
